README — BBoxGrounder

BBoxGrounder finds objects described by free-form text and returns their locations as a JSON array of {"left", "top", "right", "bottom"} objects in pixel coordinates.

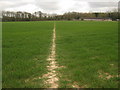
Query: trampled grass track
[
  {"left": 43, "top": 23, "right": 59, "bottom": 88},
  {"left": 3, "top": 21, "right": 118, "bottom": 88}
]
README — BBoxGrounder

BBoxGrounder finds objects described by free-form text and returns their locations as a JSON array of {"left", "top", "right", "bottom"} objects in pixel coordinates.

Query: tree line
[{"left": 1, "top": 10, "right": 119, "bottom": 21}]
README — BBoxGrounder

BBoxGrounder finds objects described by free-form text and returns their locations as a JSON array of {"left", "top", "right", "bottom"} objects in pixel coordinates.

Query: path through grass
[{"left": 3, "top": 21, "right": 118, "bottom": 88}]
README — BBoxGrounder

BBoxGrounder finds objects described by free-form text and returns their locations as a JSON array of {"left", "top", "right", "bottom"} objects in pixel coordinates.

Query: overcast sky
[{"left": 0, "top": 0, "right": 119, "bottom": 14}]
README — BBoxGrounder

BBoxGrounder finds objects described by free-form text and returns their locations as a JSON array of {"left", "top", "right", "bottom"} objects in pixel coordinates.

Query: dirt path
[
  {"left": 43, "top": 23, "right": 59, "bottom": 88},
  {"left": 24, "top": 23, "right": 83, "bottom": 88}
]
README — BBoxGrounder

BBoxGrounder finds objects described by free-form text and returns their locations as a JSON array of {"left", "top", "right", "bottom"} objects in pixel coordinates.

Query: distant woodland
[{"left": 1, "top": 10, "right": 119, "bottom": 21}]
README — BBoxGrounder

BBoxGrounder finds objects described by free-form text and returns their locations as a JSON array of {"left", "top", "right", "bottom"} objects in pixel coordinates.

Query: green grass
[
  {"left": 3, "top": 21, "right": 118, "bottom": 88},
  {"left": 56, "top": 21, "right": 118, "bottom": 88},
  {"left": 0, "top": 22, "right": 2, "bottom": 89},
  {"left": 2, "top": 21, "right": 53, "bottom": 88}
]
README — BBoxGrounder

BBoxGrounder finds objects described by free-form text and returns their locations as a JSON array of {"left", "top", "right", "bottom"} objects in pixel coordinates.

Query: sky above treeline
[{"left": 0, "top": 0, "right": 119, "bottom": 14}]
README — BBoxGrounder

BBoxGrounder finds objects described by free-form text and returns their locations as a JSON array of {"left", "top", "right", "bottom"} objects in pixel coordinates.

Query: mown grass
[
  {"left": 3, "top": 21, "right": 118, "bottom": 88},
  {"left": 0, "top": 22, "right": 2, "bottom": 89},
  {"left": 56, "top": 21, "right": 118, "bottom": 88},
  {"left": 2, "top": 21, "right": 53, "bottom": 88}
]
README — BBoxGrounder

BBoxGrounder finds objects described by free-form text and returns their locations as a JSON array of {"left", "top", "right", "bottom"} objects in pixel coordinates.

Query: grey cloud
[
  {"left": 0, "top": 0, "right": 34, "bottom": 11},
  {"left": 35, "top": 0, "right": 60, "bottom": 11},
  {"left": 0, "top": 0, "right": 60, "bottom": 13},
  {"left": 0, "top": 0, "right": 119, "bottom": 14},
  {"left": 89, "top": 2, "right": 118, "bottom": 8},
  {"left": 74, "top": 0, "right": 119, "bottom": 2}
]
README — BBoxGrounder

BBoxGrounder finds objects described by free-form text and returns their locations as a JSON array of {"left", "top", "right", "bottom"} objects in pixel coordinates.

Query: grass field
[
  {"left": 2, "top": 21, "right": 53, "bottom": 88},
  {"left": 56, "top": 21, "right": 118, "bottom": 88},
  {"left": 3, "top": 21, "right": 118, "bottom": 88}
]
